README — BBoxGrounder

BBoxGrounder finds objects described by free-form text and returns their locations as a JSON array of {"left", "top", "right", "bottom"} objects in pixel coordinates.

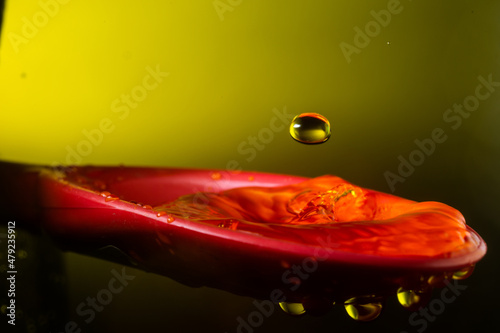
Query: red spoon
[{"left": 0, "top": 161, "right": 486, "bottom": 319}]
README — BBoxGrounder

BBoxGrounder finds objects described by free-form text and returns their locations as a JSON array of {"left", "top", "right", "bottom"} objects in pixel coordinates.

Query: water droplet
[
  {"left": 105, "top": 194, "right": 120, "bottom": 202},
  {"left": 101, "top": 191, "right": 119, "bottom": 202},
  {"left": 289, "top": 113, "right": 331, "bottom": 144},
  {"left": 143, "top": 205, "right": 152, "bottom": 210},
  {"left": 167, "top": 215, "right": 175, "bottom": 223},
  {"left": 156, "top": 211, "right": 167, "bottom": 217},
  {"left": 100, "top": 191, "right": 111, "bottom": 198},
  {"left": 452, "top": 265, "right": 475, "bottom": 280},
  {"left": 397, "top": 288, "right": 430, "bottom": 311},
  {"left": 427, "top": 274, "right": 448, "bottom": 288},
  {"left": 279, "top": 302, "right": 306, "bottom": 316},
  {"left": 344, "top": 296, "right": 383, "bottom": 321},
  {"left": 217, "top": 220, "right": 239, "bottom": 230},
  {"left": 211, "top": 172, "right": 222, "bottom": 180}
]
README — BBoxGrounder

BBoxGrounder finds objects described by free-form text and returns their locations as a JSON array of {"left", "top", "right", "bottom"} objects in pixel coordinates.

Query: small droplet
[
  {"left": 279, "top": 302, "right": 306, "bottom": 316},
  {"left": 344, "top": 296, "right": 383, "bottom": 321},
  {"left": 143, "top": 205, "right": 152, "bottom": 210},
  {"left": 100, "top": 191, "right": 111, "bottom": 198},
  {"left": 289, "top": 113, "right": 331, "bottom": 144},
  {"left": 248, "top": 176, "right": 255, "bottom": 181},
  {"left": 167, "top": 215, "right": 175, "bottom": 223},
  {"left": 452, "top": 265, "right": 475, "bottom": 280},
  {"left": 217, "top": 220, "right": 239, "bottom": 230},
  {"left": 397, "top": 288, "right": 430, "bottom": 311},
  {"left": 105, "top": 194, "right": 119, "bottom": 202},
  {"left": 427, "top": 274, "right": 447, "bottom": 288},
  {"left": 211, "top": 172, "right": 222, "bottom": 180},
  {"left": 156, "top": 211, "right": 167, "bottom": 217}
]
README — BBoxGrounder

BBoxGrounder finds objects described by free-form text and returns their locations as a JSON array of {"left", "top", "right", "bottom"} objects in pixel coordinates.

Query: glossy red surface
[{"left": 0, "top": 162, "right": 487, "bottom": 303}]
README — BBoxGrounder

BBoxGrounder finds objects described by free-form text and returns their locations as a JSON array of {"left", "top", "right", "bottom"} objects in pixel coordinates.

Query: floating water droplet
[
  {"left": 452, "top": 265, "right": 475, "bottom": 280},
  {"left": 279, "top": 302, "right": 306, "bottom": 316},
  {"left": 344, "top": 296, "right": 383, "bottom": 321},
  {"left": 289, "top": 113, "right": 331, "bottom": 144}
]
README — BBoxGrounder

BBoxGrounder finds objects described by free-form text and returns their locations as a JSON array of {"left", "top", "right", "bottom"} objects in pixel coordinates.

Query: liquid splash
[{"left": 156, "top": 175, "right": 476, "bottom": 258}]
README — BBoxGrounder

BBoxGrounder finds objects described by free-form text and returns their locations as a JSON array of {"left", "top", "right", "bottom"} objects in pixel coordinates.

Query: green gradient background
[{"left": 0, "top": 0, "right": 499, "bottom": 332}]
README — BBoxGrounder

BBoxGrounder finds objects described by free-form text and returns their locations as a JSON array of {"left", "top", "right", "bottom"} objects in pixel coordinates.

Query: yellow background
[
  {"left": 1, "top": 1, "right": 499, "bottom": 332},
  {"left": 1, "top": 1, "right": 497, "bottom": 189}
]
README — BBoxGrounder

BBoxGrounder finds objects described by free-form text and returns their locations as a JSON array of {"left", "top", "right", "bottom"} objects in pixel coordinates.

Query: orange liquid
[{"left": 156, "top": 175, "right": 475, "bottom": 258}]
